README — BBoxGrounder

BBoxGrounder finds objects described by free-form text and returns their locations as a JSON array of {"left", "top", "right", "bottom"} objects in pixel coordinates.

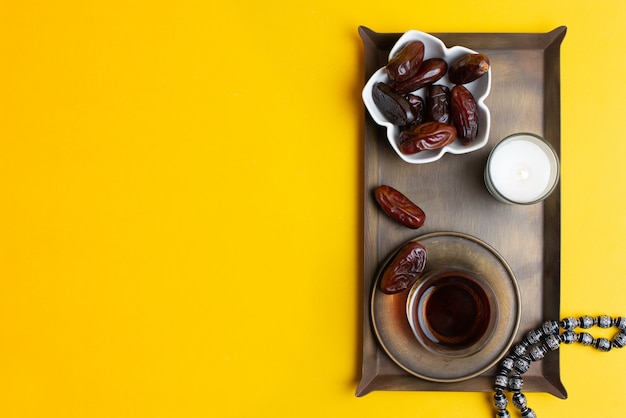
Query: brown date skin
[
  {"left": 391, "top": 58, "right": 448, "bottom": 94},
  {"left": 371, "top": 82, "right": 416, "bottom": 126},
  {"left": 426, "top": 84, "right": 451, "bottom": 124},
  {"left": 405, "top": 94, "right": 425, "bottom": 122},
  {"left": 448, "top": 53, "right": 490, "bottom": 84},
  {"left": 451, "top": 85, "right": 478, "bottom": 145},
  {"left": 399, "top": 121, "right": 457, "bottom": 154},
  {"left": 402, "top": 94, "right": 425, "bottom": 130},
  {"left": 380, "top": 240, "right": 427, "bottom": 294},
  {"left": 374, "top": 185, "right": 426, "bottom": 229},
  {"left": 386, "top": 41, "right": 425, "bottom": 82}
]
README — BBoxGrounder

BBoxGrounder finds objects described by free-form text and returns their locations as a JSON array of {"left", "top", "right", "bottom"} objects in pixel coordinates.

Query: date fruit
[
  {"left": 450, "top": 85, "right": 478, "bottom": 145},
  {"left": 391, "top": 58, "right": 448, "bottom": 94},
  {"left": 386, "top": 40, "right": 425, "bottom": 82},
  {"left": 371, "top": 82, "right": 416, "bottom": 126},
  {"left": 399, "top": 121, "right": 457, "bottom": 154},
  {"left": 404, "top": 94, "right": 425, "bottom": 128},
  {"left": 448, "top": 53, "right": 490, "bottom": 84},
  {"left": 380, "top": 240, "right": 427, "bottom": 294},
  {"left": 374, "top": 185, "right": 425, "bottom": 229},
  {"left": 426, "top": 84, "right": 450, "bottom": 124}
]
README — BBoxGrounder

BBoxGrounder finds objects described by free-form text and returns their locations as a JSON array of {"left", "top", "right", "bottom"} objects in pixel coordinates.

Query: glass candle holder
[{"left": 484, "top": 133, "right": 560, "bottom": 205}]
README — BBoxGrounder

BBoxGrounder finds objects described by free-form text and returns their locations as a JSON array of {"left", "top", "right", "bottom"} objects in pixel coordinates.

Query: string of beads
[{"left": 493, "top": 315, "right": 626, "bottom": 418}]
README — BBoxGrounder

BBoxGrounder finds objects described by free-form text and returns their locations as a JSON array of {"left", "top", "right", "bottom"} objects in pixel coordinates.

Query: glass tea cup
[{"left": 406, "top": 269, "right": 500, "bottom": 357}]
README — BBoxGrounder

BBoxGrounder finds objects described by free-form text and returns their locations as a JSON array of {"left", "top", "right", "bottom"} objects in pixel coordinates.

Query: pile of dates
[{"left": 372, "top": 40, "right": 489, "bottom": 154}]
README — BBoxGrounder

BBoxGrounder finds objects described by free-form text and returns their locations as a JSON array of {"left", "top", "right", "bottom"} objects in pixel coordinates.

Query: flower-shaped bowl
[{"left": 362, "top": 30, "right": 491, "bottom": 164}]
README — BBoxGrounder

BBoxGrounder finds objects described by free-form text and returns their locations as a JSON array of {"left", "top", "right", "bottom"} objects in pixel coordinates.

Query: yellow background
[{"left": 1, "top": 0, "right": 625, "bottom": 417}]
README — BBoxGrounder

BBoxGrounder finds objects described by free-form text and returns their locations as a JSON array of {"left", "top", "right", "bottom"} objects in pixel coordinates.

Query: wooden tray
[{"left": 356, "top": 26, "right": 567, "bottom": 397}]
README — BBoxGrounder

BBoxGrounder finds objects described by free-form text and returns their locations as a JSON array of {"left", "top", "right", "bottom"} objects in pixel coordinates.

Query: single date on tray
[
  {"left": 374, "top": 185, "right": 426, "bottom": 229},
  {"left": 380, "top": 240, "right": 427, "bottom": 294}
]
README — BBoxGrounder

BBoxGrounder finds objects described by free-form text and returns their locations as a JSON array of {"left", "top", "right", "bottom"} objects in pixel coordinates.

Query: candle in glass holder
[{"left": 484, "top": 133, "right": 560, "bottom": 205}]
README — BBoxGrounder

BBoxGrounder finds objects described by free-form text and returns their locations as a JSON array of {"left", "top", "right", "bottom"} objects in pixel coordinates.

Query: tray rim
[{"left": 356, "top": 25, "right": 567, "bottom": 398}]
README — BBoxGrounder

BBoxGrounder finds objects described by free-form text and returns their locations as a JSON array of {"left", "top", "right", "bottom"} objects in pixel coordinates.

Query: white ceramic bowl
[{"left": 362, "top": 30, "right": 491, "bottom": 164}]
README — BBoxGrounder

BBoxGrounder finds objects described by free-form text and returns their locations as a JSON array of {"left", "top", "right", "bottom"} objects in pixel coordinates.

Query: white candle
[{"left": 484, "top": 133, "right": 560, "bottom": 204}]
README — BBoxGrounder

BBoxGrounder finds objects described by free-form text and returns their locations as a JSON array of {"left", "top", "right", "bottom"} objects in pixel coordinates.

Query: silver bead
[
  {"left": 525, "top": 328, "right": 543, "bottom": 345},
  {"left": 598, "top": 315, "right": 613, "bottom": 328},
  {"left": 521, "top": 407, "right": 537, "bottom": 418},
  {"left": 595, "top": 337, "right": 612, "bottom": 352},
  {"left": 528, "top": 344, "right": 547, "bottom": 361},
  {"left": 616, "top": 317, "right": 626, "bottom": 330},
  {"left": 562, "top": 331, "right": 578, "bottom": 344},
  {"left": 512, "top": 343, "right": 527, "bottom": 357},
  {"left": 494, "top": 374, "right": 509, "bottom": 390},
  {"left": 494, "top": 391, "right": 508, "bottom": 409},
  {"left": 579, "top": 315, "right": 595, "bottom": 329},
  {"left": 508, "top": 375, "right": 523, "bottom": 391},
  {"left": 579, "top": 332, "right": 595, "bottom": 346},
  {"left": 497, "top": 410, "right": 511, "bottom": 418},
  {"left": 561, "top": 316, "right": 579, "bottom": 330},
  {"left": 512, "top": 392, "right": 528, "bottom": 409},
  {"left": 613, "top": 331, "right": 626, "bottom": 348},
  {"left": 514, "top": 356, "right": 531, "bottom": 374},
  {"left": 500, "top": 356, "right": 515, "bottom": 373},
  {"left": 545, "top": 334, "right": 561, "bottom": 351},
  {"left": 542, "top": 320, "right": 559, "bottom": 335}
]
